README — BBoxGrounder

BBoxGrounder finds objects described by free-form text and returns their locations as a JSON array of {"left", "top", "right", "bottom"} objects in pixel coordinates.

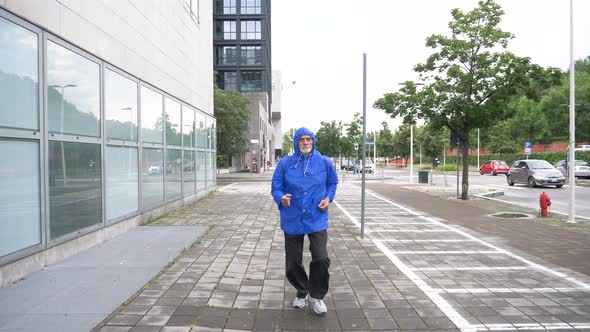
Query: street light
[
  {"left": 398, "top": 82, "right": 424, "bottom": 184},
  {"left": 49, "top": 84, "right": 77, "bottom": 186}
]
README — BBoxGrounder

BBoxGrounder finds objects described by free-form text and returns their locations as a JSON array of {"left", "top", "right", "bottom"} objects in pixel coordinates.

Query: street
[{"left": 345, "top": 167, "right": 590, "bottom": 221}]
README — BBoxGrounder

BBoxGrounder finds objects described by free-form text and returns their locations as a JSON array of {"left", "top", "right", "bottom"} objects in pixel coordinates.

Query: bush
[{"left": 435, "top": 164, "right": 460, "bottom": 172}]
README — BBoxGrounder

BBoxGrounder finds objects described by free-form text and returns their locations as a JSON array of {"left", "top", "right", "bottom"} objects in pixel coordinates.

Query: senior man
[{"left": 271, "top": 127, "right": 339, "bottom": 316}]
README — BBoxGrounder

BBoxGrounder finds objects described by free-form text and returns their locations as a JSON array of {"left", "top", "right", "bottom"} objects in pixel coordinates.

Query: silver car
[
  {"left": 555, "top": 160, "right": 590, "bottom": 178},
  {"left": 507, "top": 159, "right": 565, "bottom": 188}
]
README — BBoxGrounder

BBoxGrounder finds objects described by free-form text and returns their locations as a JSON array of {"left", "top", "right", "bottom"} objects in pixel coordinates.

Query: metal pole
[
  {"left": 456, "top": 141, "right": 460, "bottom": 197},
  {"left": 361, "top": 53, "right": 367, "bottom": 239},
  {"left": 410, "top": 124, "right": 414, "bottom": 183},
  {"left": 568, "top": 0, "right": 576, "bottom": 223},
  {"left": 477, "top": 128, "right": 480, "bottom": 171}
]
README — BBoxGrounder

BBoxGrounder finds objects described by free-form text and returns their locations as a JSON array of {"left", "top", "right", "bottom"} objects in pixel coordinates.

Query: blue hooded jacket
[{"left": 271, "top": 127, "right": 339, "bottom": 235}]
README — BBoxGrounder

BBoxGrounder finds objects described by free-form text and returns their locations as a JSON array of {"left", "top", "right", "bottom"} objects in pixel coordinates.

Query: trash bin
[{"left": 418, "top": 170, "right": 429, "bottom": 183}]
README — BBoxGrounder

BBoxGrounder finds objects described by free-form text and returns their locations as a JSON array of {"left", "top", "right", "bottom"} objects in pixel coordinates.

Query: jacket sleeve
[
  {"left": 271, "top": 158, "right": 286, "bottom": 207},
  {"left": 325, "top": 157, "right": 338, "bottom": 202}
]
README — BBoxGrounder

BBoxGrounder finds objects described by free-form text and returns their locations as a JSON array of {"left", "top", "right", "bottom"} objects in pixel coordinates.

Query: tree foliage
[
  {"left": 315, "top": 121, "right": 341, "bottom": 157},
  {"left": 374, "top": 0, "right": 531, "bottom": 199},
  {"left": 214, "top": 86, "right": 250, "bottom": 167}
]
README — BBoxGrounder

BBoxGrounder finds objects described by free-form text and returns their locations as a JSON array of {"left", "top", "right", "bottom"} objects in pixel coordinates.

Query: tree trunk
[{"left": 461, "top": 135, "right": 470, "bottom": 200}]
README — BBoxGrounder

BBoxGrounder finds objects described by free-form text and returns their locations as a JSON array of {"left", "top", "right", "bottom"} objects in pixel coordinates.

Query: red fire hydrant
[{"left": 540, "top": 192, "right": 551, "bottom": 217}]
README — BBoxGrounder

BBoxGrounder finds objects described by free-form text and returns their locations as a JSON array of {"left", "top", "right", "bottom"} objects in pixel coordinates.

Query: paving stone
[
  {"left": 107, "top": 314, "right": 143, "bottom": 326},
  {"left": 165, "top": 315, "right": 196, "bottom": 326},
  {"left": 137, "top": 315, "right": 170, "bottom": 326}
]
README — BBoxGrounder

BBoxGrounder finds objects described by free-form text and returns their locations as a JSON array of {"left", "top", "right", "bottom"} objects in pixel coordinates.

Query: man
[{"left": 271, "top": 127, "right": 338, "bottom": 316}]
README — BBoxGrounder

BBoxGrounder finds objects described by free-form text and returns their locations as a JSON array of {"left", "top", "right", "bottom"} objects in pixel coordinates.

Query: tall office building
[
  {"left": 0, "top": 1, "right": 216, "bottom": 285},
  {"left": 213, "top": 0, "right": 275, "bottom": 171}
]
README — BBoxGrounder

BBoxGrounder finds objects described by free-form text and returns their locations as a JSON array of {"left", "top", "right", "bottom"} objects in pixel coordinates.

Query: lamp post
[
  {"left": 568, "top": 0, "right": 576, "bottom": 223},
  {"left": 49, "top": 84, "right": 77, "bottom": 186},
  {"left": 398, "top": 82, "right": 424, "bottom": 183}
]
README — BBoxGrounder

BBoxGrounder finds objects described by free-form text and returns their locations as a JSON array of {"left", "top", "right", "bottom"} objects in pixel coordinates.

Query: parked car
[
  {"left": 148, "top": 164, "right": 161, "bottom": 175},
  {"left": 479, "top": 160, "right": 509, "bottom": 175},
  {"left": 555, "top": 160, "right": 590, "bottom": 178},
  {"left": 574, "top": 144, "right": 590, "bottom": 151},
  {"left": 507, "top": 159, "right": 565, "bottom": 188},
  {"left": 360, "top": 160, "right": 374, "bottom": 173}
]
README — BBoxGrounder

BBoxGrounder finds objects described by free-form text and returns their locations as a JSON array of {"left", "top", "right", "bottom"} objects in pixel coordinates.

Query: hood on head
[{"left": 293, "top": 127, "right": 316, "bottom": 155}]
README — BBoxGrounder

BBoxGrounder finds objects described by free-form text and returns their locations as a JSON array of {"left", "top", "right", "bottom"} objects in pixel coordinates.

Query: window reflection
[
  {"left": 183, "top": 150, "right": 195, "bottom": 194},
  {"left": 49, "top": 141, "right": 102, "bottom": 240},
  {"left": 105, "top": 69, "right": 138, "bottom": 141},
  {"left": 165, "top": 98, "right": 181, "bottom": 146},
  {"left": 141, "top": 86, "right": 163, "bottom": 144},
  {"left": 0, "top": 140, "right": 41, "bottom": 257},
  {"left": 183, "top": 107, "right": 195, "bottom": 148},
  {"left": 196, "top": 112, "right": 207, "bottom": 149},
  {"left": 0, "top": 17, "right": 39, "bottom": 130},
  {"left": 197, "top": 151, "right": 207, "bottom": 192},
  {"left": 106, "top": 146, "right": 138, "bottom": 221},
  {"left": 241, "top": 0, "right": 261, "bottom": 14},
  {"left": 142, "top": 148, "right": 164, "bottom": 207},
  {"left": 47, "top": 41, "right": 100, "bottom": 137},
  {"left": 166, "top": 149, "right": 182, "bottom": 199},
  {"left": 240, "top": 20, "right": 261, "bottom": 40}
]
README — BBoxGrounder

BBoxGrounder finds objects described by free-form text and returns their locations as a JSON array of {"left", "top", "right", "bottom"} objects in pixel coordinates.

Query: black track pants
[{"left": 284, "top": 230, "right": 330, "bottom": 299}]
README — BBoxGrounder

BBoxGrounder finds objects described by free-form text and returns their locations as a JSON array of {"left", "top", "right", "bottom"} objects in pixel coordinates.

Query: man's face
[{"left": 298, "top": 135, "right": 313, "bottom": 155}]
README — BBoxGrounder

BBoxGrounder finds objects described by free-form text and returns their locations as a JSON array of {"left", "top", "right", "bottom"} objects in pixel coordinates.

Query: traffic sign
[
  {"left": 354, "top": 143, "right": 359, "bottom": 150},
  {"left": 365, "top": 141, "right": 375, "bottom": 146},
  {"left": 524, "top": 141, "right": 532, "bottom": 154}
]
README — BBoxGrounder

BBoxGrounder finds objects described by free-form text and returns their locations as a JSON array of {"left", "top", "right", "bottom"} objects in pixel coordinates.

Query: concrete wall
[{"left": 1, "top": 0, "right": 213, "bottom": 114}]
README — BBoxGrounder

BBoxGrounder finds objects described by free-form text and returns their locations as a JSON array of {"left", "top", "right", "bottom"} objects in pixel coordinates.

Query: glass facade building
[
  {"left": 0, "top": 4, "right": 216, "bottom": 276},
  {"left": 214, "top": 0, "right": 271, "bottom": 94}
]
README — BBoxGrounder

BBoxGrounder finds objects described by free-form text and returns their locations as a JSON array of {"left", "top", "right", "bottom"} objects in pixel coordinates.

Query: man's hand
[
  {"left": 281, "top": 194, "right": 292, "bottom": 207},
  {"left": 318, "top": 197, "right": 330, "bottom": 211}
]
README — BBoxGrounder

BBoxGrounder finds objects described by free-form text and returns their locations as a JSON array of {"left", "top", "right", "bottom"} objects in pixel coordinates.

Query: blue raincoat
[{"left": 271, "top": 127, "right": 339, "bottom": 235}]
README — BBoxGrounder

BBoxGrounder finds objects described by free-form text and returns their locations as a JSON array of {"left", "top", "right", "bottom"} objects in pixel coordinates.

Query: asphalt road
[{"left": 370, "top": 167, "right": 590, "bottom": 221}]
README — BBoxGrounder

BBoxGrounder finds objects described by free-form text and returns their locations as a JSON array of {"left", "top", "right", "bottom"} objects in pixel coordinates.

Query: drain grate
[{"left": 491, "top": 212, "right": 532, "bottom": 219}]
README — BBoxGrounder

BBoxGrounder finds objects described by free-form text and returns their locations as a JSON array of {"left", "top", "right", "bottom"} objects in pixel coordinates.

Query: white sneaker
[
  {"left": 309, "top": 296, "right": 327, "bottom": 316},
  {"left": 292, "top": 295, "right": 307, "bottom": 308}
]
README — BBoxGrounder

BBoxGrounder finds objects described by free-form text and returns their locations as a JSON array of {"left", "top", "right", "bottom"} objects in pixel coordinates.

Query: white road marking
[
  {"left": 410, "top": 266, "right": 527, "bottom": 271},
  {"left": 365, "top": 229, "right": 454, "bottom": 233},
  {"left": 390, "top": 250, "right": 502, "bottom": 255},
  {"left": 433, "top": 287, "right": 587, "bottom": 294}
]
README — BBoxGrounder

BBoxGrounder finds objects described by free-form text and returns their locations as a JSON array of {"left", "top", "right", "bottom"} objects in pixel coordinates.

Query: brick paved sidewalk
[{"left": 94, "top": 181, "right": 590, "bottom": 332}]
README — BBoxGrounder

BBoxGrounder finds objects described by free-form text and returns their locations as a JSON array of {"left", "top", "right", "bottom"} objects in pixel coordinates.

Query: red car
[{"left": 480, "top": 160, "right": 509, "bottom": 175}]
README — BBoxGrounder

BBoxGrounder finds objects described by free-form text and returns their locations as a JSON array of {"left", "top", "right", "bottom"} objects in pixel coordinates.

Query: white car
[
  {"left": 555, "top": 160, "right": 590, "bottom": 178},
  {"left": 359, "top": 161, "right": 374, "bottom": 173},
  {"left": 148, "top": 165, "right": 161, "bottom": 175}
]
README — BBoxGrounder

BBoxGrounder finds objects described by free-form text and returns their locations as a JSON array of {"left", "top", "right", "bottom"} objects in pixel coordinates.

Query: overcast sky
[{"left": 272, "top": 0, "right": 590, "bottom": 135}]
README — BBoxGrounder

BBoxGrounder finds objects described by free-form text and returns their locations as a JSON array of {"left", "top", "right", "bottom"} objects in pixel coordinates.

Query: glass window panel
[
  {"left": 165, "top": 149, "right": 182, "bottom": 199},
  {"left": 140, "top": 86, "right": 163, "bottom": 144},
  {"left": 106, "top": 146, "right": 138, "bottom": 222},
  {"left": 182, "top": 107, "right": 195, "bottom": 148},
  {"left": 216, "top": 46, "right": 237, "bottom": 65},
  {"left": 165, "top": 98, "right": 181, "bottom": 146},
  {"left": 241, "top": 71, "right": 262, "bottom": 91},
  {"left": 0, "top": 17, "right": 39, "bottom": 130},
  {"left": 240, "top": 46, "right": 262, "bottom": 65},
  {"left": 49, "top": 141, "right": 102, "bottom": 240},
  {"left": 222, "top": 72, "right": 237, "bottom": 90},
  {"left": 105, "top": 69, "right": 137, "bottom": 141},
  {"left": 208, "top": 118, "right": 217, "bottom": 150},
  {"left": 241, "top": 0, "right": 261, "bottom": 14},
  {"left": 196, "top": 112, "right": 207, "bottom": 149},
  {"left": 0, "top": 140, "right": 41, "bottom": 257},
  {"left": 141, "top": 148, "right": 164, "bottom": 207},
  {"left": 47, "top": 41, "right": 100, "bottom": 137},
  {"left": 183, "top": 150, "right": 195, "bottom": 194},
  {"left": 216, "top": 21, "right": 236, "bottom": 40},
  {"left": 241, "top": 20, "right": 261, "bottom": 40},
  {"left": 196, "top": 151, "right": 207, "bottom": 192},
  {"left": 208, "top": 152, "right": 216, "bottom": 185}
]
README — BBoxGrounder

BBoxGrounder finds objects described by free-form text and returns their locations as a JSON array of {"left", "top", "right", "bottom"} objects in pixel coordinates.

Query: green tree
[
  {"left": 374, "top": 0, "right": 531, "bottom": 199},
  {"left": 315, "top": 121, "right": 341, "bottom": 157},
  {"left": 214, "top": 86, "right": 250, "bottom": 167},
  {"left": 377, "top": 122, "right": 395, "bottom": 162},
  {"left": 486, "top": 120, "right": 520, "bottom": 153},
  {"left": 416, "top": 124, "right": 449, "bottom": 160}
]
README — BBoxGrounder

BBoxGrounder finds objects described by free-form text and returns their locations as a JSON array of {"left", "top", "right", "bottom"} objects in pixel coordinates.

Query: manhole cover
[{"left": 490, "top": 212, "right": 532, "bottom": 219}]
